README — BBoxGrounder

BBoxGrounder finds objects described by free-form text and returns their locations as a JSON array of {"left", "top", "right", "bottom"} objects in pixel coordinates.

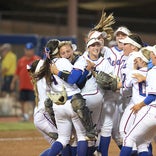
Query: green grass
[{"left": 0, "top": 122, "right": 36, "bottom": 131}]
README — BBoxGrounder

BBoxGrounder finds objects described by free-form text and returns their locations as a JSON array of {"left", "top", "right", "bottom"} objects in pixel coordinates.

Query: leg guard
[
  {"left": 44, "top": 98, "right": 57, "bottom": 127},
  {"left": 48, "top": 132, "right": 58, "bottom": 140},
  {"left": 71, "top": 93, "right": 97, "bottom": 139}
]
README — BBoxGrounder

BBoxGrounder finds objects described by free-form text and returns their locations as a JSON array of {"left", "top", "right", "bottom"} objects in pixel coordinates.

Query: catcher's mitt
[
  {"left": 47, "top": 85, "right": 67, "bottom": 105},
  {"left": 95, "top": 71, "right": 118, "bottom": 92}
]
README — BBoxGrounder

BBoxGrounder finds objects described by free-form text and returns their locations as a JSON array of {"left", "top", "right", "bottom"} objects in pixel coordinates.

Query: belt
[
  {"left": 149, "top": 104, "right": 156, "bottom": 108},
  {"left": 67, "top": 95, "right": 73, "bottom": 100}
]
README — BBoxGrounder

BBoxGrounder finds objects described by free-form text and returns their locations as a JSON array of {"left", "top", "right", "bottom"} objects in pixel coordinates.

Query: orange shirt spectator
[
  {"left": 15, "top": 55, "right": 39, "bottom": 90},
  {"left": 11, "top": 42, "right": 40, "bottom": 121}
]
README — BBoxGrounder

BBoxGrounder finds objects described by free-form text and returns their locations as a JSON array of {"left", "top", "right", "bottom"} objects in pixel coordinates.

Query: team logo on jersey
[{"left": 107, "top": 57, "right": 126, "bottom": 67}]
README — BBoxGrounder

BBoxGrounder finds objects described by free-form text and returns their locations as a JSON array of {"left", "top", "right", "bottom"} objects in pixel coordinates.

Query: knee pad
[{"left": 71, "top": 93, "right": 86, "bottom": 112}]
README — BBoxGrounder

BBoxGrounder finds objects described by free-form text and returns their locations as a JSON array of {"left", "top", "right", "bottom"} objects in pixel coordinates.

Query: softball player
[
  {"left": 44, "top": 39, "right": 89, "bottom": 156},
  {"left": 26, "top": 59, "right": 60, "bottom": 156},
  {"left": 80, "top": 38, "right": 114, "bottom": 128},
  {"left": 29, "top": 60, "right": 58, "bottom": 144},
  {"left": 56, "top": 40, "right": 81, "bottom": 155},
  {"left": 116, "top": 34, "right": 144, "bottom": 154},
  {"left": 58, "top": 40, "right": 80, "bottom": 65},
  {"left": 81, "top": 29, "right": 117, "bottom": 155},
  {"left": 112, "top": 26, "right": 131, "bottom": 141},
  {"left": 81, "top": 35, "right": 117, "bottom": 156},
  {"left": 106, "top": 26, "right": 131, "bottom": 149},
  {"left": 120, "top": 45, "right": 156, "bottom": 156},
  {"left": 36, "top": 39, "right": 83, "bottom": 156},
  {"left": 87, "top": 28, "right": 131, "bottom": 155},
  {"left": 73, "top": 37, "right": 115, "bottom": 156},
  {"left": 119, "top": 48, "right": 151, "bottom": 156},
  {"left": 118, "top": 34, "right": 144, "bottom": 113}
]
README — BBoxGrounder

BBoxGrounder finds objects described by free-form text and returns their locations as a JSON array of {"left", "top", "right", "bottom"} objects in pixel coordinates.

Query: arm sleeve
[
  {"left": 143, "top": 94, "right": 156, "bottom": 105},
  {"left": 58, "top": 69, "right": 82, "bottom": 85},
  {"left": 76, "top": 69, "right": 89, "bottom": 89}
]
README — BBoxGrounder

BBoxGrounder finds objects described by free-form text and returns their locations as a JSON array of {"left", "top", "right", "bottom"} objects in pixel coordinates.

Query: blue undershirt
[
  {"left": 143, "top": 94, "right": 156, "bottom": 105},
  {"left": 58, "top": 69, "right": 86, "bottom": 85}
]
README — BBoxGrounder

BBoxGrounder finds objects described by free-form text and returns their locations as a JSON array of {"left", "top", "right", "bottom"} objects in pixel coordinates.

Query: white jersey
[
  {"left": 51, "top": 58, "right": 80, "bottom": 97},
  {"left": 124, "top": 67, "right": 148, "bottom": 105},
  {"left": 120, "top": 51, "right": 139, "bottom": 97},
  {"left": 146, "top": 66, "right": 156, "bottom": 105},
  {"left": 121, "top": 51, "right": 139, "bottom": 80},
  {"left": 33, "top": 77, "right": 57, "bottom": 144},
  {"left": 46, "top": 57, "right": 87, "bottom": 149},
  {"left": 74, "top": 51, "right": 114, "bottom": 94},
  {"left": 34, "top": 78, "right": 49, "bottom": 115},
  {"left": 102, "top": 46, "right": 126, "bottom": 79},
  {"left": 121, "top": 66, "right": 156, "bottom": 153}
]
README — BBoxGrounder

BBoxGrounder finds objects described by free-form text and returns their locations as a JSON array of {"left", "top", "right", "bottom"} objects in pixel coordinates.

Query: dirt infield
[
  {"left": 0, "top": 117, "right": 156, "bottom": 156},
  {"left": 0, "top": 130, "right": 49, "bottom": 156},
  {"left": 0, "top": 130, "right": 120, "bottom": 156}
]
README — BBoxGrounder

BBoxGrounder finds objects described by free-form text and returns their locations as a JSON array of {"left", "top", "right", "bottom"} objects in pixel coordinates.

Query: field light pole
[{"left": 68, "top": 0, "right": 78, "bottom": 37}]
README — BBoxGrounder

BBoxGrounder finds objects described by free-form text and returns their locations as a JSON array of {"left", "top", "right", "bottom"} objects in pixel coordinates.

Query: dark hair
[
  {"left": 28, "top": 59, "right": 53, "bottom": 87},
  {"left": 45, "top": 39, "right": 60, "bottom": 60},
  {"left": 28, "top": 60, "right": 40, "bottom": 73},
  {"left": 129, "top": 34, "right": 144, "bottom": 47}
]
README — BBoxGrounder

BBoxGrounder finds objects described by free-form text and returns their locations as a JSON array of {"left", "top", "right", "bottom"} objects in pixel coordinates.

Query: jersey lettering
[
  {"left": 107, "top": 57, "right": 126, "bottom": 67},
  {"left": 138, "top": 81, "right": 146, "bottom": 97}
]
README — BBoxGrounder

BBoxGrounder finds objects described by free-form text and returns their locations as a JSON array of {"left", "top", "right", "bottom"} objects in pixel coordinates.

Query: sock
[
  {"left": 131, "top": 150, "right": 138, "bottom": 156},
  {"left": 138, "top": 151, "right": 148, "bottom": 156},
  {"left": 87, "top": 146, "right": 96, "bottom": 156},
  {"left": 77, "top": 141, "right": 88, "bottom": 156},
  {"left": 40, "top": 148, "right": 50, "bottom": 156},
  {"left": 23, "top": 113, "right": 29, "bottom": 120},
  {"left": 148, "top": 143, "right": 153, "bottom": 156},
  {"left": 118, "top": 145, "right": 123, "bottom": 150},
  {"left": 98, "top": 136, "right": 111, "bottom": 156},
  {"left": 70, "top": 146, "right": 77, "bottom": 156},
  {"left": 61, "top": 144, "right": 71, "bottom": 156},
  {"left": 48, "top": 141, "right": 63, "bottom": 156},
  {"left": 120, "top": 146, "right": 132, "bottom": 156}
]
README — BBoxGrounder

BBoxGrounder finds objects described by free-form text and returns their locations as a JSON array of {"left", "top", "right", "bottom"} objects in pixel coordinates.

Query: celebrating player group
[{"left": 27, "top": 10, "right": 156, "bottom": 156}]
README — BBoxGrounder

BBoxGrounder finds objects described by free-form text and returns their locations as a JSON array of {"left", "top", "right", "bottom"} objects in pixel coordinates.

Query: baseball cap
[
  {"left": 0, "top": 43, "right": 12, "bottom": 52},
  {"left": 143, "top": 45, "right": 156, "bottom": 56},
  {"left": 87, "top": 38, "right": 102, "bottom": 48},
  {"left": 119, "top": 34, "right": 143, "bottom": 49},
  {"left": 88, "top": 30, "right": 107, "bottom": 39},
  {"left": 114, "top": 26, "right": 131, "bottom": 36},
  {"left": 25, "top": 42, "right": 34, "bottom": 50}
]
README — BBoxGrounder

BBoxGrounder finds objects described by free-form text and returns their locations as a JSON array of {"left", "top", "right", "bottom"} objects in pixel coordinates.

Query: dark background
[{"left": 0, "top": 0, "right": 156, "bottom": 33}]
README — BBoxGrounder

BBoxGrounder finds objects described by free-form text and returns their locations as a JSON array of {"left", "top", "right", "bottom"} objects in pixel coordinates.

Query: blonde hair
[
  {"left": 92, "top": 10, "right": 115, "bottom": 41},
  {"left": 141, "top": 48, "right": 151, "bottom": 62},
  {"left": 58, "top": 41, "right": 72, "bottom": 50}
]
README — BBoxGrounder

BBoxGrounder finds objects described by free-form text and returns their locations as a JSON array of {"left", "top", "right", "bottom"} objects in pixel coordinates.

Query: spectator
[
  {"left": 10, "top": 42, "right": 40, "bottom": 121},
  {"left": 0, "top": 43, "right": 17, "bottom": 96}
]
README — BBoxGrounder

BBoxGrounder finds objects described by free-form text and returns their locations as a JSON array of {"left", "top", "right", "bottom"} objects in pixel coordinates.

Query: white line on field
[{"left": 0, "top": 137, "right": 44, "bottom": 141}]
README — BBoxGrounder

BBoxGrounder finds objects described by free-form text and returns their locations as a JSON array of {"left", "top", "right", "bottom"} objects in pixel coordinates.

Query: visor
[
  {"left": 143, "top": 45, "right": 156, "bottom": 56},
  {"left": 119, "top": 36, "right": 142, "bottom": 48},
  {"left": 87, "top": 38, "right": 102, "bottom": 48}
]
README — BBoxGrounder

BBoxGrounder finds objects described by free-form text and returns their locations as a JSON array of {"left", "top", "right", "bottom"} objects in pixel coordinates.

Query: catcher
[{"left": 43, "top": 39, "right": 90, "bottom": 156}]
